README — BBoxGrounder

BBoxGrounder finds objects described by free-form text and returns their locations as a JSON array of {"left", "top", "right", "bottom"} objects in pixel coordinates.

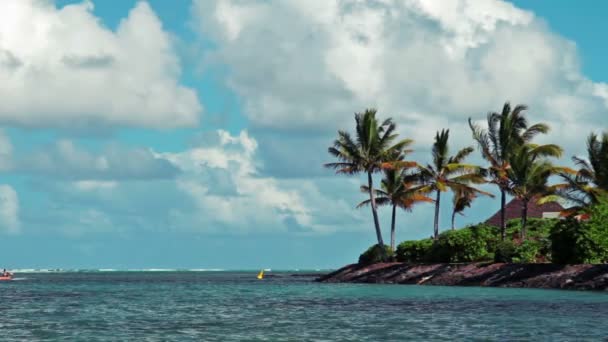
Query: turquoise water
[{"left": 1, "top": 271, "right": 607, "bottom": 341}]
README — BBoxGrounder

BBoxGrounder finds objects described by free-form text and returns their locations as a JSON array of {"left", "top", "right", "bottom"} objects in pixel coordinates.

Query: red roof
[{"left": 485, "top": 197, "right": 564, "bottom": 227}]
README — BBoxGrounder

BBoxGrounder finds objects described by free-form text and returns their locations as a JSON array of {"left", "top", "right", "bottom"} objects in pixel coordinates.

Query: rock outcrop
[{"left": 316, "top": 262, "right": 608, "bottom": 291}]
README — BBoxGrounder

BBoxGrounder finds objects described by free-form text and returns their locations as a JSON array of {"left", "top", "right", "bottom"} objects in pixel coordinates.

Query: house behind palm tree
[{"left": 485, "top": 197, "right": 564, "bottom": 227}]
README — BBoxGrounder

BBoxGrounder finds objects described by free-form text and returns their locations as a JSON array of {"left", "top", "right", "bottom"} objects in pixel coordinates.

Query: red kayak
[{"left": 0, "top": 276, "right": 12, "bottom": 281}]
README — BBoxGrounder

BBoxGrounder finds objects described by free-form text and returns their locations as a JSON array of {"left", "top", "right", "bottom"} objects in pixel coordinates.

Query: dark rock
[{"left": 316, "top": 263, "right": 608, "bottom": 291}]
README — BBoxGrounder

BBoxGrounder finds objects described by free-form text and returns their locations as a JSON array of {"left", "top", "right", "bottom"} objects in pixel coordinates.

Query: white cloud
[
  {"left": 73, "top": 180, "right": 118, "bottom": 191},
  {"left": 162, "top": 130, "right": 314, "bottom": 233},
  {"left": 160, "top": 130, "right": 367, "bottom": 234},
  {"left": 16, "top": 129, "right": 369, "bottom": 236},
  {"left": 0, "top": 0, "right": 202, "bottom": 128},
  {"left": 186, "top": 0, "right": 608, "bottom": 240},
  {"left": 192, "top": 0, "right": 608, "bottom": 159},
  {"left": 0, "top": 185, "right": 19, "bottom": 234}
]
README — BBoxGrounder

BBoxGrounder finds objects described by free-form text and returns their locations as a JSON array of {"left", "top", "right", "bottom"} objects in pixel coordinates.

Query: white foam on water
[
  {"left": 187, "top": 269, "right": 225, "bottom": 272},
  {"left": 9, "top": 269, "right": 67, "bottom": 273},
  {"left": 125, "top": 269, "right": 178, "bottom": 272}
]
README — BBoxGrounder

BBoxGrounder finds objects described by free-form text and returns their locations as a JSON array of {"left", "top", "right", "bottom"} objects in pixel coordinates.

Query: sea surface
[{"left": 1, "top": 270, "right": 607, "bottom": 341}]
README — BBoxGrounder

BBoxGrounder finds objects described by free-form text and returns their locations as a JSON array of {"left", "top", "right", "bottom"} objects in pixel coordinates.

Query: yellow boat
[{"left": 257, "top": 270, "right": 264, "bottom": 280}]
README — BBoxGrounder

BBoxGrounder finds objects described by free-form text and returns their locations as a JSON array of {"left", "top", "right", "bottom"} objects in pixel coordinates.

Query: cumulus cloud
[
  {"left": 192, "top": 0, "right": 608, "bottom": 164},
  {"left": 0, "top": 0, "right": 202, "bottom": 128},
  {"left": 15, "top": 130, "right": 367, "bottom": 236},
  {"left": 0, "top": 185, "right": 19, "bottom": 234},
  {"left": 162, "top": 130, "right": 345, "bottom": 234}
]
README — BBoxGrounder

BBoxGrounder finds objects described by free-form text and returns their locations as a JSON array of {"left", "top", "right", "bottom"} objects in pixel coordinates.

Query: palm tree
[
  {"left": 358, "top": 168, "right": 434, "bottom": 251},
  {"left": 325, "top": 109, "right": 414, "bottom": 248},
  {"left": 419, "top": 129, "right": 493, "bottom": 239},
  {"left": 469, "top": 102, "right": 550, "bottom": 241},
  {"left": 507, "top": 143, "right": 563, "bottom": 239},
  {"left": 558, "top": 132, "right": 608, "bottom": 209},
  {"left": 451, "top": 188, "right": 477, "bottom": 230}
]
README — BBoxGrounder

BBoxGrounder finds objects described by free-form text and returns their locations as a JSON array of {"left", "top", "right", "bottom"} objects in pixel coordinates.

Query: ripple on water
[{"left": 0, "top": 272, "right": 607, "bottom": 341}]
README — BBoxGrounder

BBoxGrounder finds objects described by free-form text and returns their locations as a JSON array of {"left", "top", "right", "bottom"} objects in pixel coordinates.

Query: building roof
[{"left": 485, "top": 197, "right": 564, "bottom": 227}]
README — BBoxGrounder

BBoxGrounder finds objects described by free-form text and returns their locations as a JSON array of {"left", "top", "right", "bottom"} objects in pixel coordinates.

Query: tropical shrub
[
  {"left": 494, "top": 240, "right": 541, "bottom": 263},
  {"left": 513, "top": 240, "right": 540, "bottom": 263},
  {"left": 396, "top": 239, "right": 433, "bottom": 262},
  {"left": 428, "top": 225, "right": 496, "bottom": 262},
  {"left": 585, "top": 197, "right": 608, "bottom": 262},
  {"left": 505, "top": 218, "right": 558, "bottom": 240},
  {"left": 358, "top": 244, "right": 394, "bottom": 265},
  {"left": 494, "top": 241, "right": 517, "bottom": 262},
  {"left": 550, "top": 218, "right": 585, "bottom": 264},
  {"left": 550, "top": 200, "right": 608, "bottom": 264}
]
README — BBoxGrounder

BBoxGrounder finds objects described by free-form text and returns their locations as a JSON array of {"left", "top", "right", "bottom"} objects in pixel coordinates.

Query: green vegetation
[
  {"left": 550, "top": 197, "right": 608, "bottom": 264},
  {"left": 358, "top": 168, "right": 433, "bottom": 251},
  {"left": 396, "top": 239, "right": 433, "bottom": 262},
  {"left": 426, "top": 224, "right": 496, "bottom": 263},
  {"left": 359, "top": 244, "right": 394, "bottom": 265},
  {"left": 326, "top": 109, "right": 413, "bottom": 250},
  {"left": 491, "top": 240, "right": 541, "bottom": 263},
  {"left": 390, "top": 202, "right": 608, "bottom": 264},
  {"left": 507, "top": 143, "right": 563, "bottom": 239},
  {"left": 418, "top": 129, "right": 492, "bottom": 239},
  {"left": 558, "top": 132, "right": 608, "bottom": 210},
  {"left": 468, "top": 103, "right": 552, "bottom": 241},
  {"left": 325, "top": 102, "right": 608, "bottom": 265},
  {"left": 452, "top": 187, "right": 477, "bottom": 231}
]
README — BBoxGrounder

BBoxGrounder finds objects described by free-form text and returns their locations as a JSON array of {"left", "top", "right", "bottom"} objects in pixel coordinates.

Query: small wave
[
  {"left": 125, "top": 269, "right": 178, "bottom": 272},
  {"left": 9, "top": 269, "right": 37, "bottom": 273},
  {"left": 187, "top": 269, "right": 225, "bottom": 272},
  {"left": 9, "top": 269, "right": 67, "bottom": 273}
]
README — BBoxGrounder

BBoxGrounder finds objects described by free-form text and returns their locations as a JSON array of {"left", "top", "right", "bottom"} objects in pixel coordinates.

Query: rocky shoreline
[{"left": 316, "top": 262, "right": 608, "bottom": 291}]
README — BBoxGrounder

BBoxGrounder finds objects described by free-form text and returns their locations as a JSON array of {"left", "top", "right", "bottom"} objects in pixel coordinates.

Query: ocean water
[{"left": 1, "top": 271, "right": 607, "bottom": 341}]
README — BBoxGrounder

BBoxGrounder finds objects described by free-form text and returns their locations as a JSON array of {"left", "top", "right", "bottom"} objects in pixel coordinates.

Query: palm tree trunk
[
  {"left": 521, "top": 199, "right": 529, "bottom": 240},
  {"left": 367, "top": 171, "right": 384, "bottom": 247},
  {"left": 433, "top": 190, "right": 441, "bottom": 239},
  {"left": 451, "top": 210, "right": 456, "bottom": 231},
  {"left": 500, "top": 190, "right": 506, "bottom": 241},
  {"left": 390, "top": 204, "right": 396, "bottom": 253}
]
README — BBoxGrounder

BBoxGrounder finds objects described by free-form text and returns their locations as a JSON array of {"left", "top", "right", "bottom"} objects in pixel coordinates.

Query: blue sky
[{"left": 0, "top": 0, "right": 607, "bottom": 269}]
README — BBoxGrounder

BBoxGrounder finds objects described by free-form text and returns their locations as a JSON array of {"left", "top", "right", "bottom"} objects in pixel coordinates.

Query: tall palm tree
[
  {"left": 558, "top": 132, "right": 608, "bottom": 209},
  {"left": 507, "top": 143, "right": 563, "bottom": 239},
  {"left": 451, "top": 188, "right": 477, "bottom": 230},
  {"left": 325, "top": 109, "right": 414, "bottom": 248},
  {"left": 419, "top": 129, "right": 493, "bottom": 239},
  {"left": 358, "top": 168, "right": 434, "bottom": 251},
  {"left": 469, "top": 102, "right": 550, "bottom": 240}
]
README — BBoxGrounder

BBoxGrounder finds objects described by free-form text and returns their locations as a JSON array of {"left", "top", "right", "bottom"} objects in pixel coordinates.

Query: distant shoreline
[{"left": 316, "top": 262, "right": 608, "bottom": 291}]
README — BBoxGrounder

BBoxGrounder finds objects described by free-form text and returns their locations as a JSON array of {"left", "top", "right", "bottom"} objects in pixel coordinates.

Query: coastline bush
[
  {"left": 494, "top": 240, "right": 541, "bottom": 263},
  {"left": 396, "top": 239, "right": 433, "bottom": 262},
  {"left": 359, "top": 244, "right": 394, "bottom": 264},
  {"left": 494, "top": 241, "right": 517, "bottom": 262},
  {"left": 550, "top": 200, "right": 608, "bottom": 264},
  {"left": 428, "top": 224, "right": 496, "bottom": 262},
  {"left": 513, "top": 240, "right": 540, "bottom": 263}
]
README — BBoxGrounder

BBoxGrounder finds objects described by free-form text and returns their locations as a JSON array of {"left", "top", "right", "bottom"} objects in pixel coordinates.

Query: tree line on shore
[{"left": 325, "top": 102, "right": 608, "bottom": 259}]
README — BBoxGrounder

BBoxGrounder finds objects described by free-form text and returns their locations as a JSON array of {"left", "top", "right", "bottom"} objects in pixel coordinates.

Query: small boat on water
[{"left": 0, "top": 271, "right": 13, "bottom": 281}]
